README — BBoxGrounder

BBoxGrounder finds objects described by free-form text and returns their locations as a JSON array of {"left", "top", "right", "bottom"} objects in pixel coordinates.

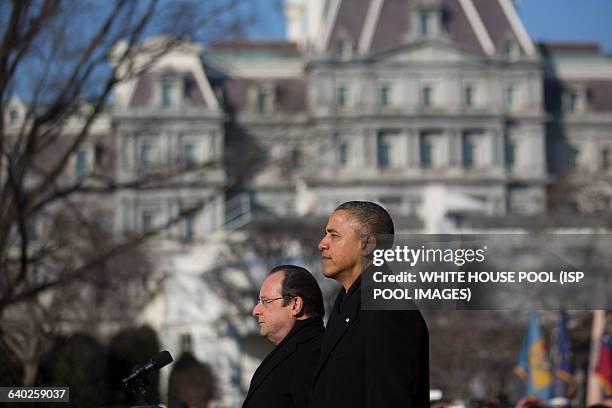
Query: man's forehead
[
  {"left": 328, "top": 210, "right": 364, "bottom": 233},
  {"left": 261, "top": 271, "right": 284, "bottom": 294}
]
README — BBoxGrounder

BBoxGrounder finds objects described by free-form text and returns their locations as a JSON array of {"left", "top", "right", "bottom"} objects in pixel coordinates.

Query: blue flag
[
  {"left": 514, "top": 311, "right": 553, "bottom": 400},
  {"left": 551, "top": 310, "right": 575, "bottom": 399}
]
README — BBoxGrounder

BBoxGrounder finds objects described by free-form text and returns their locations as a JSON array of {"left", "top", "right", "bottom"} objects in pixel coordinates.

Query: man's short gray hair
[{"left": 335, "top": 201, "right": 394, "bottom": 250}]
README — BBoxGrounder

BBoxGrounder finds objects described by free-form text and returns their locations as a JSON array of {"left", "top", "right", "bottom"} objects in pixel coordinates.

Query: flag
[
  {"left": 514, "top": 311, "right": 553, "bottom": 401},
  {"left": 595, "top": 311, "right": 612, "bottom": 395},
  {"left": 551, "top": 310, "right": 575, "bottom": 400}
]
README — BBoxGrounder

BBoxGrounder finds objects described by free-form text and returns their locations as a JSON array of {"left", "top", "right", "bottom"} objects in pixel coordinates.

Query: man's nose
[
  {"left": 252, "top": 303, "right": 261, "bottom": 316},
  {"left": 318, "top": 236, "right": 328, "bottom": 251}
]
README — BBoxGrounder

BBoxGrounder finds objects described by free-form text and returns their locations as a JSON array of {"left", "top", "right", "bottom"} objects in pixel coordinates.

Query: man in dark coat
[
  {"left": 243, "top": 265, "right": 325, "bottom": 408},
  {"left": 310, "top": 201, "right": 429, "bottom": 408}
]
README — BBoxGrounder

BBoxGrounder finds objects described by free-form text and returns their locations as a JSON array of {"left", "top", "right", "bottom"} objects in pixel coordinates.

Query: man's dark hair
[
  {"left": 269, "top": 265, "right": 324, "bottom": 320},
  {"left": 335, "top": 201, "right": 394, "bottom": 250}
]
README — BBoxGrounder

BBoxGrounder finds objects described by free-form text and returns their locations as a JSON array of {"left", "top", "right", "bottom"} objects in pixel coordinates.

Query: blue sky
[
  {"left": 245, "top": 0, "right": 612, "bottom": 53},
  {"left": 517, "top": 0, "right": 612, "bottom": 52}
]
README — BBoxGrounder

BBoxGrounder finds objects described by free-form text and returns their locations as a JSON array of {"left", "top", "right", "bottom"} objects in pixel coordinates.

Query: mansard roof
[
  {"left": 32, "top": 125, "right": 113, "bottom": 176},
  {"left": 209, "top": 41, "right": 300, "bottom": 52},
  {"left": 587, "top": 80, "right": 612, "bottom": 111},
  {"left": 322, "top": 0, "right": 536, "bottom": 57},
  {"left": 326, "top": 0, "right": 370, "bottom": 54},
  {"left": 545, "top": 78, "right": 612, "bottom": 113},
  {"left": 223, "top": 77, "right": 307, "bottom": 113},
  {"left": 539, "top": 41, "right": 612, "bottom": 112},
  {"left": 539, "top": 42, "right": 601, "bottom": 54},
  {"left": 129, "top": 72, "right": 207, "bottom": 108},
  {"left": 111, "top": 37, "right": 220, "bottom": 112}
]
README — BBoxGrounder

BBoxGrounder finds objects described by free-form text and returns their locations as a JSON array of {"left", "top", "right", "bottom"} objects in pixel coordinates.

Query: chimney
[{"left": 284, "top": 0, "right": 306, "bottom": 48}]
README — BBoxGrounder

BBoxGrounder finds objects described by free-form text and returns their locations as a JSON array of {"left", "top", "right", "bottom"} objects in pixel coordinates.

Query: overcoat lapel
[
  {"left": 313, "top": 283, "right": 360, "bottom": 382},
  {"left": 244, "top": 341, "right": 298, "bottom": 403},
  {"left": 244, "top": 324, "right": 321, "bottom": 404}
]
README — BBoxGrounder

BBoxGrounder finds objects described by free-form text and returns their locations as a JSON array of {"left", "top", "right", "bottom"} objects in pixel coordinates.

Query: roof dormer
[
  {"left": 332, "top": 29, "right": 353, "bottom": 60},
  {"left": 4, "top": 97, "right": 26, "bottom": 128},
  {"left": 157, "top": 68, "right": 182, "bottom": 108},
  {"left": 408, "top": 0, "right": 448, "bottom": 42},
  {"left": 500, "top": 35, "right": 521, "bottom": 61}
]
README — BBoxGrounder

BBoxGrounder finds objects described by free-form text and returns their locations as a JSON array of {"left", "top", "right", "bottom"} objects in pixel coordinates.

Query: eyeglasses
[{"left": 256, "top": 297, "right": 285, "bottom": 306}]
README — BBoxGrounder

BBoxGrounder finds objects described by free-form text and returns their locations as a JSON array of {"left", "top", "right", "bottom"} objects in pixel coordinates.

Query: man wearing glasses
[{"left": 243, "top": 265, "right": 325, "bottom": 408}]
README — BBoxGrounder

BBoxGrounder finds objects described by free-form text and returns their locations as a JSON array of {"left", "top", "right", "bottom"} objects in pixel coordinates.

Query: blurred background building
[
  {"left": 2, "top": 0, "right": 611, "bottom": 407},
  {"left": 109, "top": 0, "right": 612, "bottom": 405}
]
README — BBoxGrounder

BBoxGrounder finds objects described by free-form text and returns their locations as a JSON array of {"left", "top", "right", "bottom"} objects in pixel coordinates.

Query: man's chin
[{"left": 321, "top": 268, "right": 338, "bottom": 278}]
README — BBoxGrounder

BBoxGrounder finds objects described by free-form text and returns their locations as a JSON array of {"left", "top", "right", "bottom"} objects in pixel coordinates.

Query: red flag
[{"left": 595, "top": 312, "right": 612, "bottom": 394}]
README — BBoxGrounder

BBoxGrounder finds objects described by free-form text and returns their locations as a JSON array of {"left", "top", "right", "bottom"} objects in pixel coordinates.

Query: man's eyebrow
[{"left": 326, "top": 227, "right": 340, "bottom": 234}]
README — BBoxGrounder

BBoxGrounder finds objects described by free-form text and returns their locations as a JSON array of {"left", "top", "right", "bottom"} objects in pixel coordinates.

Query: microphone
[{"left": 122, "top": 350, "right": 173, "bottom": 384}]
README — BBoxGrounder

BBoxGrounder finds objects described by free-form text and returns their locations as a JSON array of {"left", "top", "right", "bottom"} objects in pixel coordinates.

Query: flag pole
[{"left": 587, "top": 310, "right": 606, "bottom": 406}]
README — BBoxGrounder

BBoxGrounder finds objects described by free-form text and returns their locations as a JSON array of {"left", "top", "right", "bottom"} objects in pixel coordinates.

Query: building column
[
  {"left": 364, "top": 128, "right": 378, "bottom": 169},
  {"left": 491, "top": 128, "right": 504, "bottom": 169},
  {"left": 481, "top": 129, "right": 496, "bottom": 168},
  {"left": 407, "top": 129, "right": 420, "bottom": 167},
  {"left": 448, "top": 129, "right": 462, "bottom": 168},
  {"left": 527, "top": 124, "right": 546, "bottom": 177},
  {"left": 438, "top": 131, "right": 452, "bottom": 169}
]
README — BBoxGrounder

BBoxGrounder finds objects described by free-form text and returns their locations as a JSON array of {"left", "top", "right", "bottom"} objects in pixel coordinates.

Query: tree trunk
[{"left": 22, "top": 362, "right": 38, "bottom": 386}]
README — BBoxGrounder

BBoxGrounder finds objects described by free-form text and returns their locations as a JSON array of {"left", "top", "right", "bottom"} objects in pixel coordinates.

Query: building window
[
  {"left": 75, "top": 149, "right": 87, "bottom": 177},
  {"left": 462, "top": 134, "right": 474, "bottom": 168},
  {"left": 505, "top": 86, "right": 514, "bottom": 108},
  {"left": 378, "top": 85, "right": 390, "bottom": 107},
  {"left": 568, "top": 92, "right": 578, "bottom": 113},
  {"left": 335, "top": 38, "right": 352, "bottom": 59},
  {"left": 335, "top": 39, "right": 345, "bottom": 58},
  {"left": 336, "top": 86, "right": 347, "bottom": 108},
  {"left": 9, "top": 109, "right": 18, "bottom": 123},
  {"left": 377, "top": 134, "right": 390, "bottom": 168},
  {"left": 94, "top": 144, "right": 105, "bottom": 166},
  {"left": 504, "top": 41, "right": 513, "bottom": 57},
  {"left": 140, "top": 143, "right": 152, "bottom": 168},
  {"left": 338, "top": 143, "right": 348, "bottom": 166},
  {"left": 291, "top": 148, "right": 302, "bottom": 168},
  {"left": 183, "top": 213, "right": 195, "bottom": 242},
  {"left": 464, "top": 86, "right": 473, "bottom": 107},
  {"left": 504, "top": 40, "right": 519, "bottom": 59},
  {"left": 422, "top": 86, "right": 432, "bottom": 107},
  {"left": 161, "top": 83, "right": 173, "bottom": 107},
  {"left": 142, "top": 211, "right": 153, "bottom": 233},
  {"left": 419, "top": 12, "right": 429, "bottom": 37},
  {"left": 568, "top": 145, "right": 579, "bottom": 169},
  {"left": 420, "top": 134, "right": 432, "bottom": 168},
  {"left": 506, "top": 140, "right": 516, "bottom": 168},
  {"left": 602, "top": 147, "right": 611, "bottom": 170},
  {"left": 184, "top": 144, "right": 196, "bottom": 169},
  {"left": 256, "top": 90, "right": 268, "bottom": 114}
]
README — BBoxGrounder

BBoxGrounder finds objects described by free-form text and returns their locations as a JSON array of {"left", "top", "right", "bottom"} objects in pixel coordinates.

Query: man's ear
[
  {"left": 291, "top": 296, "right": 304, "bottom": 317},
  {"left": 361, "top": 234, "right": 376, "bottom": 257}
]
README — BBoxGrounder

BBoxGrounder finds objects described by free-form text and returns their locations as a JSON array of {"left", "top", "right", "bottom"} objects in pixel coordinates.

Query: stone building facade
[{"left": 6, "top": 0, "right": 610, "bottom": 406}]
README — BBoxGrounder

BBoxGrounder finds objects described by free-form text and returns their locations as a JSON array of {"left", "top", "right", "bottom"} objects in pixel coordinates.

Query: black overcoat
[
  {"left": 243, "top": 318, "right": 324, "bottom": 408},
  {"left": 310, "top": 268, "right": 429, "bottom": 408}
]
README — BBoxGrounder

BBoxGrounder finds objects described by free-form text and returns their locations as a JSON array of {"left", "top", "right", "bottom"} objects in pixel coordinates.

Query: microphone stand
[
  {"left": 122, "top": 350, "right": 173, "bottom": 408},
  {"left": 124, "top": 366, "right": 161, "bottom": 408}
]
